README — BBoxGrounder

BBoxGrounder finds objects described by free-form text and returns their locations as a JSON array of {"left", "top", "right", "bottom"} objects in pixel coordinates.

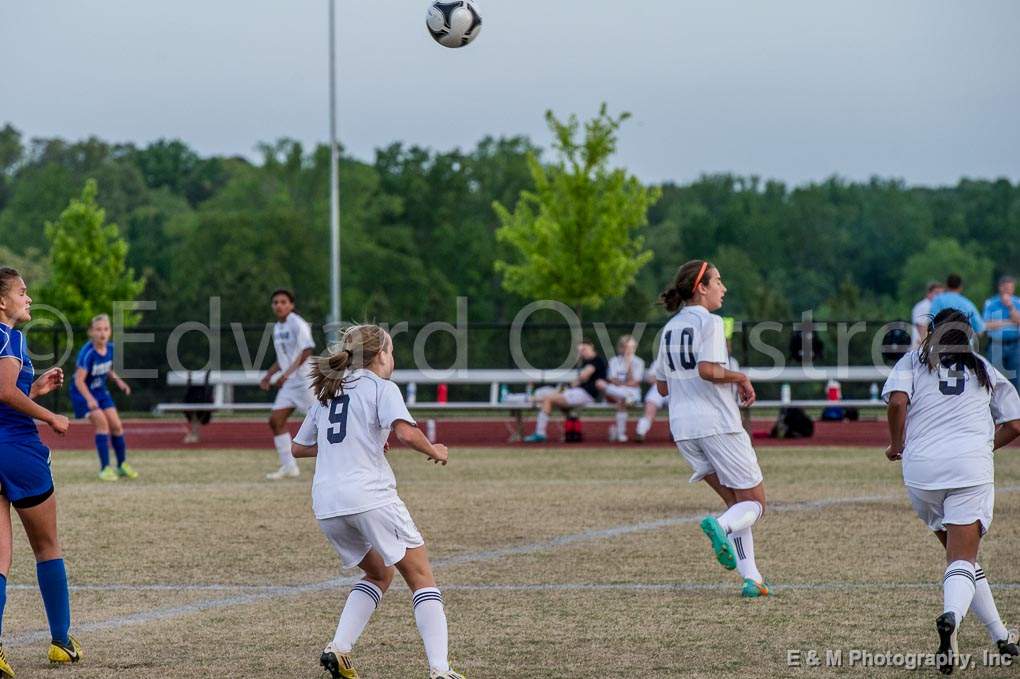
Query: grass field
[{"left": 1, "top": 444, "right": 1018, "bottom": 678}]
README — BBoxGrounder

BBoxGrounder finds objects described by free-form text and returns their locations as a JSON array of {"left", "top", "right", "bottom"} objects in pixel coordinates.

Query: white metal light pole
[{"left": 328, "top": 0, "right": 342, "bottom": 336}]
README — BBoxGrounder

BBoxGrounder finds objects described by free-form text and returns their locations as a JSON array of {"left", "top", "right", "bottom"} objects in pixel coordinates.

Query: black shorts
[{"left": 5, "top": 485, "right": 54, "bottom": 509}]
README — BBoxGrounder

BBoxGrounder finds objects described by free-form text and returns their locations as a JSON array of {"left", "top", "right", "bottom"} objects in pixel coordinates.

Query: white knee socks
[
  {"left": 413, "top": 587, "right": 450, "bottom": 673},
  {"left": 970, "top": 563, "right": 1009, "bottom": 642},
  {"left": 730, "top": 527, "right": 763, "bottom": 583},
  {"left": 535, "top": 411, "right": 550, "bottom": 437},
  {"left": 333, "top": 581, "right": 383, "bottom": 652},
  {"left": 274, "top": 432, "right": 295, "bottom": 467},
  {"left": 717, "top": 501, "right": 762, "bottom": 534},
  {"left": 943, "top": 560, "right": 976, "bottom": 622}
]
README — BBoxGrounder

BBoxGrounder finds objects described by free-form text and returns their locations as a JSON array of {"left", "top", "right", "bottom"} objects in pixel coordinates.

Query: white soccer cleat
[{"left": 266, "top": 463, "right": 299, "bottom": 480}]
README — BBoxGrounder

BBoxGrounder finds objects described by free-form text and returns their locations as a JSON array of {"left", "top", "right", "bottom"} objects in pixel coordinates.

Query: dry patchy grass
[{"left": 0, "top": 445, "right": 1016, "bottom": 677}]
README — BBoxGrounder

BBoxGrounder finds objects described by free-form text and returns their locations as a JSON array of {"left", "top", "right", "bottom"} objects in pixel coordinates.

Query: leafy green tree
[
  {"left": 494, "top": 104, "right": 660, "bottom": 316},
  {"left": 131, "top": 139, "right": 228, "bottom": 206},
  {"left": 0, "top": 124, "right": 24, "bottom": 211},
  {"left": 38, "top": 179, "right": 145, "bottom": 328},
  {"left": 898, "top": 237, "right": 995, "bottom": 309},
  {"left": 710, "top": 246, "right": 792, "bottom": 320},
  {"left": 0, "top": 245, "right": 49, "bottom": 288}
]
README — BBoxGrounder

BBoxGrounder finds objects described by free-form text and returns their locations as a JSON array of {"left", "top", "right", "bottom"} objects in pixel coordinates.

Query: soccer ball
[{"left": 426, "top": 1, "right": 482, "bottom": 48}]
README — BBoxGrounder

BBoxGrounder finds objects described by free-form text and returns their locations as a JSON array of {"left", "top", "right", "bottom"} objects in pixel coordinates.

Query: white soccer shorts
[
  {"left": 273, "top": 379, "right": 315, "bottom": 413},
  {"left": 318, "top": 500, "right": 425, "bottom": 569},
  {"left": 675, "top": 431, "right": 763, "bottom": 490},
  {"left": 644, "top": 386, "right": 668, "bottom": 410},
  {"left": 604, "top": 384, "right": 642, "bottom": 404},
  {"left": 560, "top": 387, "right": 596, "bottom": 407},
  {"left": 907, "top": 483, "right": 994, "bottom": 536}
]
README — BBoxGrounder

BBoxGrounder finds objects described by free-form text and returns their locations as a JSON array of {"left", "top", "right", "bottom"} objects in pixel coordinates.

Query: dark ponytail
[
  {"left": 918, "top": 308, "right": 990, "bottom": 391},
  {"left": 659, "top": 259, "right": 714, "bottom": 313},
  {"left": 310, "top": 324, "right": 390, "bottom": 403}
]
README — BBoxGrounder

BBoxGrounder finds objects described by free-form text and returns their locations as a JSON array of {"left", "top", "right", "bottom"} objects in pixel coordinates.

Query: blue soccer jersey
[
  {"left": 0, "top": 324, "right": 40, "bottom": 443},
  {"left": 70, "top": 342, "right": 114, "bottom": 398}
]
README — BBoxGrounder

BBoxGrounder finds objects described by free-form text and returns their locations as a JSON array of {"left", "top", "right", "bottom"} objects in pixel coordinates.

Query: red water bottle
[
  {"left": 826, "top": 379, "right": 842, "bottom": 401},
  {"left": 437, "top": 383, "right": 448, "bottom": 404}
]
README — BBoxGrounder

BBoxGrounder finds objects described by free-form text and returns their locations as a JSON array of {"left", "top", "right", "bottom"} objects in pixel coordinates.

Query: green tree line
[{"left": 2, "top": 121, "right": 1018, "bottom": 326}]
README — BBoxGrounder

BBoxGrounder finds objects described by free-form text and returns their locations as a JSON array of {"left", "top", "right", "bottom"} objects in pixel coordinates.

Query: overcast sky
[{"left": 2, "top": 1, "right": 1018, "bottom": 186}]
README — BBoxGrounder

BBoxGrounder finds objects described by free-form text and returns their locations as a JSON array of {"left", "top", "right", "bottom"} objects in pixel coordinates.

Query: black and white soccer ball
[{"left": 426, "top": 1, "right": 482, "bottom": 49}]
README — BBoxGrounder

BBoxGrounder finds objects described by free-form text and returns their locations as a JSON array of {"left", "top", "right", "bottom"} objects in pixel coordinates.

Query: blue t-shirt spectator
[
  {"left": 0, "top": 325, "right": 39, "bottom": 443},
  {"left": 930, "top": 291, "right": 985, "bottom": 334},
  {"left": 69, "top": 342, "right": 114, "bottom": 398},
  {"left": 983, "top": 294, "right": 1020, "bottom": 341}
]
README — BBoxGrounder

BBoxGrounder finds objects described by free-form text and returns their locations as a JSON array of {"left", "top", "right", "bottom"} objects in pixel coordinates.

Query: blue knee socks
[
  {"left": 95, "top": 434, "right": 110, "bottom": 469},
  {"left": 0, "top": 573, "right": 6, "bottom": 638},
  {"left": 36, "top": 559, "right": 70, "bottom": 645},
  {"left": 112, "top": 434, "right": 127, "bottom": 466}
]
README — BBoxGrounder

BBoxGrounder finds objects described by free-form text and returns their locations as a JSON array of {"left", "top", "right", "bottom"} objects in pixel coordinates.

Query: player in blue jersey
[
  {"left": 0, "top": 267, "right": 82, "bottom": 674},
  {"left": 70, "top": 314, "right": 137, "bottom": 481}
]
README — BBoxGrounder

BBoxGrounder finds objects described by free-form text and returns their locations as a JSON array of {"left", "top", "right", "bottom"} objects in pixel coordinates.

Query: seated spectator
[
  {"left": 635, "top": 357, "right": 667, "bottom": 443},
  {"left": 524, "top": 339, "right": 607, "bottom": 443},
  {"left": 602, "top": 335, "right": 645, "bottom": 443},
  {"left": 983, "top": 275, "right": 1020, "bottom": 391},
  {"left": 930, "top": 273, "right": 985, "bottom": 335}
]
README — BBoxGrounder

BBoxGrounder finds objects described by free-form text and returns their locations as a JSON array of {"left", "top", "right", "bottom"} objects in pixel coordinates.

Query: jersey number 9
[
  {"left": 938, "top": 361, "right": 966, "bottom": 396},
  {"left": 327, "top": 395, "right": 351, "bottom": 443}
]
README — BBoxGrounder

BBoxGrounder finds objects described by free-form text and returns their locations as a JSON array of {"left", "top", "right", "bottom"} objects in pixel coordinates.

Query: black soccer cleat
[
  {"left": 996, "top": 630, "right": 1020, "bottom": 659},
  {"left": 936, "top": 612, "right": 958, "bottom": 675},
  {"left": 320, "top": 643, "right": 358, "bottom": 678}
]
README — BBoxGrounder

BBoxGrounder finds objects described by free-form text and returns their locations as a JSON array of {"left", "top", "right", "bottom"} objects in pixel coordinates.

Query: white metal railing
[{"left": 161, "top": 366, "right": 889, "bottom": 412}]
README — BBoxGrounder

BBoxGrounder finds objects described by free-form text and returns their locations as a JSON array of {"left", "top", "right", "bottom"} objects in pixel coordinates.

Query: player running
[
  {"left": 0, "top": 268, "right": 82, "bottom": 675},
  {"left": 291, "top": 324, "right": 464, "bottom": 679},
  {"left": 604, "top": 335, "right": 644, "bottom": 443},
  {"left": 260, "top": 289, "right": 316, "bottom": 480},
  {"left": 883, "top": 308, "right": 1020, "bottom": 674},
  {"left": 655, "top": 259, "right": 768, "bottom": 597},
  {"left": 70, "top": 314, "right": 137, "bottom": 481}
]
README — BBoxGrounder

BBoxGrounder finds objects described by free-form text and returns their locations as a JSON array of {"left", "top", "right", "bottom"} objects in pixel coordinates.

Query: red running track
[{"left": 37, "top": 417, "right": 894, "bottom": 450}]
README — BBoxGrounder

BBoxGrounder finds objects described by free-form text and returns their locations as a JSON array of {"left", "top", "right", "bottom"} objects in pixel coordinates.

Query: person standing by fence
[
  {"left": 983, "top": 276, "right": 1020, "bottom": 392},
  {"left": 930, "top": 274, "right": 985, "bottom": 336},
  {"left": 912, "top": 281, "right": 945, "bottom": 347}
]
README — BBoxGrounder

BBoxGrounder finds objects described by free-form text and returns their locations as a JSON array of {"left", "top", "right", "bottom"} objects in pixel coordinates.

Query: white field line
[
  {"left": 6, "top": 486, "right": 1018, "bottom": 644},
  {"left": 8, "top": 581, "right": 1020, "bottom": 595}
]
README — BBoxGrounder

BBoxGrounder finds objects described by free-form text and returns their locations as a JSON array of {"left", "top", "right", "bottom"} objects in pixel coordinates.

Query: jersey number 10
[
  {"left": 327, "top": 395, "right": 351, "bottom": 443},
  {"left": 664, "top": 329, "right": 697, "bottom": 371}
]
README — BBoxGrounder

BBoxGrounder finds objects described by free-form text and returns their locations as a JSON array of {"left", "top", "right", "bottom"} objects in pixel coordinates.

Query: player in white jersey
[
  {"left": 260, "top": 289, "right": 316, "bottom": 480},
  {"left": 654, "top": 259, "right": 769, "bottom": 598},
  {"left": 883, "top": 308, "right": 1020, "bottom": 673},
  {"left": 291, "top": 324, "right": 464, "bottom": 679},
  {"left": 604, "top": 335, "right": 645, "bottom": 442},
  {"left": 637, "top": 318, "right": 747, "bottom": 442}
]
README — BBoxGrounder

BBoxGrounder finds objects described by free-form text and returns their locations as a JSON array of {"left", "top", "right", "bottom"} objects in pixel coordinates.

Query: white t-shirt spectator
[{"left": 911, "top": 298, "right": 932, "bottom": 346}]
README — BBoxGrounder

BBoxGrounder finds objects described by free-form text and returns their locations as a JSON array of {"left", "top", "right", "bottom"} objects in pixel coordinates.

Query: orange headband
[{"left": 692, "top": 261, "right": 709, "bottom": 293}]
